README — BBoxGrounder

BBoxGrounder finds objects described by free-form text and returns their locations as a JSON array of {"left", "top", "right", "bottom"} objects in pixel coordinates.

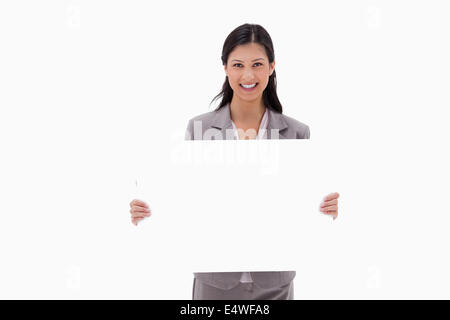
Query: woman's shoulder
[
  {"left": 271, "top": 110, "right": 310, "bottom": 139},
  {"left": 185, "top": 109, "right": 221, "bottom": 140},
  {"left": 281, "top": 113, "right": 308, "bottom": 129}
]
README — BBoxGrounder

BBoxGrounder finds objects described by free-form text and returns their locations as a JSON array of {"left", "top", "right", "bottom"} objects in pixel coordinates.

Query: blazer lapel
[
  {"left": 210, "top": 103, "right": 235, "bottom": 139},
  {"left": 267, "top": 108, "right": 288, "bottom": 139}
]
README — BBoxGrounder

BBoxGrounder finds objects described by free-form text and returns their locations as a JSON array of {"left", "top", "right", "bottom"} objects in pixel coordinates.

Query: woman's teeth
[{"left": 241, "top": 83, "right": 257, "bottom": 88}]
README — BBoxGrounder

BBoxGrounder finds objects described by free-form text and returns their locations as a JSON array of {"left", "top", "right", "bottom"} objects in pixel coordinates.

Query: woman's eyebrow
[{"left": 231, "top": 58, "right": 264, "bottom": 62}]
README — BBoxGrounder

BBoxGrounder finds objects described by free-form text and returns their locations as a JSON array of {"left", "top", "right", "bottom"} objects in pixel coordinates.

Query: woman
[{"left": 129, "top": 23, "right": 340, "bottom": 300}]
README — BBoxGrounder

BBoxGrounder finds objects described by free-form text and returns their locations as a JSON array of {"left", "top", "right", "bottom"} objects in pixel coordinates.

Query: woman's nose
[{"left": 241, "top": 67, "right": 255, "bottom": 81}]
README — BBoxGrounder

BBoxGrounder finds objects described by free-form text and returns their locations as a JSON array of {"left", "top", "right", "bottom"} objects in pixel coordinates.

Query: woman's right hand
[{"left": 129, "top": 199, "right": 151, "bottom": 226}]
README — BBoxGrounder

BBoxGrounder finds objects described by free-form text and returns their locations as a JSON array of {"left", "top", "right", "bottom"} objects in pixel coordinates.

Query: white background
[{"left": 0, "top": 0, "right": 449, "bottom": 299}]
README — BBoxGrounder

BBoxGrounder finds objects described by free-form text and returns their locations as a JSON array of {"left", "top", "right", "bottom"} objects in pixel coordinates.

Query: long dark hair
[{"left": 210, "top": 23, "right": 283, "bottom": 113}]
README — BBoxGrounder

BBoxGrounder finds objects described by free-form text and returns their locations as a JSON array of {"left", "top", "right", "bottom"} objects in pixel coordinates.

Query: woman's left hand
[{"left": 319, "top": 192, "right": 340, "bottom": 220}]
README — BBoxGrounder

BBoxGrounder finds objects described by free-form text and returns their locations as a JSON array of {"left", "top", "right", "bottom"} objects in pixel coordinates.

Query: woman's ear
[
  {"left": 269, "top": 61, "right": 276, "bottom": 76},
  {"left": 224, "top": 64, "right": 228, "bottom": 77}
]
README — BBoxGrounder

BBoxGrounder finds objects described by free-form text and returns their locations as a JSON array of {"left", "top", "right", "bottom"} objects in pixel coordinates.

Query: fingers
[
  {"left": 130, "top": 206, "right": 151, "bottom": 217},
  {"left": 130, "top": 209, "right": 151, "bottom": 219},
  {"left": 129, "top": 199, "right": 149, "bottom": 209},
  {"left": 320, "top": 205, "right": 338, "bottom": 212},
  {"left": 129, "top": 199, "right": 151, "bottom": 217},
  {"left": 320, "top": 192, "right": 339, "bottom": 220},
  {"left": 129, "top": 199, "right": 151, "bottom": 225},
  {"left": 130, "top": 206, "right": 151, "bottom": 214},
  {"left": 321, "top": 198, "right": 338, "bottom": 208},
  {"left": 323, "top": 192, "right": 339, "bottom": 202}
]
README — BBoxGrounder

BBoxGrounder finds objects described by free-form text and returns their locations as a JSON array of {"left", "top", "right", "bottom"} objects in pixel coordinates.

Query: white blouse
[{"left": 231, "top": 108, "right": 269, "bottom": 283}]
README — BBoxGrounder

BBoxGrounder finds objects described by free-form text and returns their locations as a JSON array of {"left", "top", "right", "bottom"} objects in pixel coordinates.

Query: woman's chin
[{"left": 235, "top": 93, "right": 262, "bottom": 102}]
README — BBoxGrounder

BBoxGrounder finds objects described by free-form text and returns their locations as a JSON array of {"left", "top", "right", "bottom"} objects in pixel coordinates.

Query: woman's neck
[{"left": 229, "top": 97, "right": 266, "bottom": 124}]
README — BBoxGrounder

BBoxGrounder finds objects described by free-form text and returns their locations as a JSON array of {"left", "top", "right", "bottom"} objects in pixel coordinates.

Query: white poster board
[{"left": 136, "top": 140, "right": 338, "bottom": 272}]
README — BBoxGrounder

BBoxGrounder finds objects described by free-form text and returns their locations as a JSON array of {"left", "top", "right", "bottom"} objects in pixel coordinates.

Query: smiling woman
[
  {"left": 128, "top": 23, "right": 340, "bottom": 300},
  {"left": 185, "top": 25, "right": 309, "bottom": 141}
]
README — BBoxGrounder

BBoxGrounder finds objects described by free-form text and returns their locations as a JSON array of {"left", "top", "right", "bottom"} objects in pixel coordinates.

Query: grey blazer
[
  {"left": 186, "top": 102, "right": 310, "bottom": 290},
  {"left": 185, "top": 102, "right": 310, "bottom": 140}
]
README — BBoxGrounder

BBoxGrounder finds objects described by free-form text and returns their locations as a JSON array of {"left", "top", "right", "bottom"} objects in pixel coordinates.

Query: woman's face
[{"left": 224, "top": 42, "right": 275, "bottom": 103}]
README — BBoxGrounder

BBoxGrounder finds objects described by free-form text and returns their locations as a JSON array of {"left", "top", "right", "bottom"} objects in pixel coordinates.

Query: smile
[{"left": 240, "top": 83, "right": 258, "bottom": 91}]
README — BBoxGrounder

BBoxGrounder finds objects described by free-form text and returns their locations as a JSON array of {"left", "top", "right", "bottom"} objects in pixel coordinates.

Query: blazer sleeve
[
  {"left": 295, "top": 124, "right": 310, "bottom": 139},
  {"left": 185, "top": 119, "right": 194, "bottom": 140},
  {"left": 304, "top": 125, "right": 310, "bottom": 139}
]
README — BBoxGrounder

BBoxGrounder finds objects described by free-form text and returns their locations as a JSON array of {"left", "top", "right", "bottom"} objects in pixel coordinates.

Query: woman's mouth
[{"left": 240, "top": 83, "right": 258, "bottom": 92}]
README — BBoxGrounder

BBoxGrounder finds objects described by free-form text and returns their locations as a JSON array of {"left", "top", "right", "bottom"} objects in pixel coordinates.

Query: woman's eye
[{"left": 233, "top": 63, "right": 263, "bottom": 67}]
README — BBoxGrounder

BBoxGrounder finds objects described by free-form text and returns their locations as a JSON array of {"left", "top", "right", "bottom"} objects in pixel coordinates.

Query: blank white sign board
[{"left": 136, "top": 140, "right": 338, "bottom": 272}]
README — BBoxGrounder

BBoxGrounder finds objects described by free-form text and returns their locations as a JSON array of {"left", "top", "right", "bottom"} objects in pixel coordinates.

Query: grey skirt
[{"left": 192, "top": 278, "right": 294, "bottom": 300}]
